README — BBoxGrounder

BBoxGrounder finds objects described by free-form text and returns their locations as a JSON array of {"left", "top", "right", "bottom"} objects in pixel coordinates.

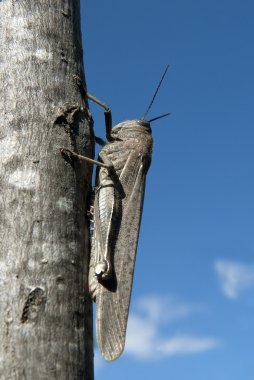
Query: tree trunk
[{"left": 0, "top": 1, "right": 94, "bottom": 379}]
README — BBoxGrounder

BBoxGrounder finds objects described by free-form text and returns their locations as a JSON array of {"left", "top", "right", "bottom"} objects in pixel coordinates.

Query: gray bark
[{"left": 0, "top": 1, "right": 94, "bottom": 379}]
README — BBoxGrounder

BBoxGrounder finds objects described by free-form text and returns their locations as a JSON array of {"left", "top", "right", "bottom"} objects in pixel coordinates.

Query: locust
[{"left": 61, "top": 65, "right": 169, "bottom": 361}]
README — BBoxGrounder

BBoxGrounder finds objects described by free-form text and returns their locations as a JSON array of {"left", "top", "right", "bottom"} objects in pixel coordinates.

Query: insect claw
[{"left": 87, "top": 207, "right": 94, "bottom": 218}]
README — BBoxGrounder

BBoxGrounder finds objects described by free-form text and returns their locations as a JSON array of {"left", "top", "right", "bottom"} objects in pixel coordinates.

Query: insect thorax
[{"left": 110, "top": 119, "right": 152, "bottom": 141}]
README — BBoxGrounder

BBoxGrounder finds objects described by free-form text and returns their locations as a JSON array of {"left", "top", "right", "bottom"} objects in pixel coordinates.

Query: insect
[{"left": 61, "top": 65, "right": 169, "bottom": 361}]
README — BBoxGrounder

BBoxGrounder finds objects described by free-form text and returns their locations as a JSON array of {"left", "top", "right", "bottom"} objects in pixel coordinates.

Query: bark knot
[
  {"left": 53, "top": 104, "right": 81, "bottom": 128},
  {"left": 21, "top": 287, "right": 46, "bottom": 324}
]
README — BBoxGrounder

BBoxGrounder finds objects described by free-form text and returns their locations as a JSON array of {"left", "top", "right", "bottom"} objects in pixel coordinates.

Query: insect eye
[{"left": 137, "top": 120, "right": 150, "bottom": 127}]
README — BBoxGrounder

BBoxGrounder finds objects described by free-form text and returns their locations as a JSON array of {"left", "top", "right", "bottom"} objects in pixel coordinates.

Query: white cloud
[
  {"left": 158, "top": 335, "right": 220, "bottom": 356},
  {"left": 215, "top": 260, "right": 254, "bottom": 299},
  {"left": 136, "top": 295, "right": 194, "bottom": 324},
  {"left": 125, "top": 295, "right": 220, "bottom": 360},
  {"left": 125, "top": 314, "right": 157, "bottom": 359}
]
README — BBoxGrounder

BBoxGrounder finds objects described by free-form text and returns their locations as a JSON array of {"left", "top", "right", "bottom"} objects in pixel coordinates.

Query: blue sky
[{"left": 81, "top": 1, "right": 254, "bottom": 379}]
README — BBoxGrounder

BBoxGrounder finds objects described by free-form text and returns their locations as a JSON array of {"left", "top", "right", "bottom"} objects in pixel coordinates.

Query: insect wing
[{"left": 96, "top": 144, "right": 151, "bottom": 361}]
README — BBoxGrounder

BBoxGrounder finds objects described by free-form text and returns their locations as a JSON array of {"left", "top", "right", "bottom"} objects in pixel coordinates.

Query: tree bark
[{"left": 0, "top": 1, "right": 94, "bottom": 379}]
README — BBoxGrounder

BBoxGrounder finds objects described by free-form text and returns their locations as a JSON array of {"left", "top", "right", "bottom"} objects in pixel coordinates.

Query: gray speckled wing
[{"left": 96, "top": 151, "right": 148, "bottom": 361}]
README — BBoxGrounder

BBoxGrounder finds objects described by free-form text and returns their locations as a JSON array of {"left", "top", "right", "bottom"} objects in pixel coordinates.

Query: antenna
[
  {"left": 148, "top": 112, "right": 171, "bottom": 123},
  {"left": 142, "top": 64, "right": 169, "bottom": 120}
]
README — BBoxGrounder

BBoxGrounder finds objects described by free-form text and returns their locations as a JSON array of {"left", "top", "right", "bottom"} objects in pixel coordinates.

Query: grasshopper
[{"left": 61, "top": 66, "right": 169, "bottom": 361}]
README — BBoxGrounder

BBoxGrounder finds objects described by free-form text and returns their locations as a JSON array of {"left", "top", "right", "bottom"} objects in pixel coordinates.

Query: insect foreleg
[
  {"left": 95, "top": 136, "right": 107, "bottom": 147},
  {"left": 86, "top": 93, "right": 112, "bottom": 142},
  {"left": 73, "top": 75, "right": 113, "bottom": 141}
]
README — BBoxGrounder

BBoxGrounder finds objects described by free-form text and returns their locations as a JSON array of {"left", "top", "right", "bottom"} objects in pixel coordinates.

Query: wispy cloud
[
  {"left": 214, "top": 259, "right": 254, "bottom": 299},
  {"left": 158, "top": 335, "right": 220, "bottom": 356},
  {"left": 135, "top": 295, "right": 196, "bottom": 324},
  {"left": 124, "top": 295, "right": 220, "bottom": 360}
]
